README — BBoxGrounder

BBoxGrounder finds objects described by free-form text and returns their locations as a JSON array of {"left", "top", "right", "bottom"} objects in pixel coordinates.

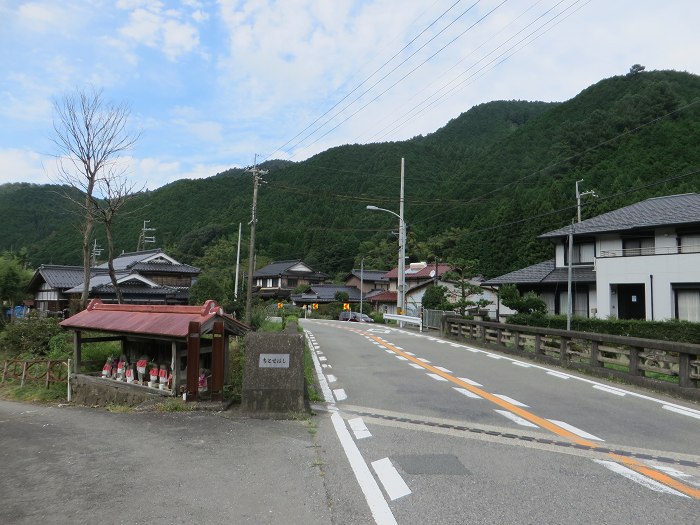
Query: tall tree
[{"left": 52, "top": 87, "right": 139, "bottom": 308}]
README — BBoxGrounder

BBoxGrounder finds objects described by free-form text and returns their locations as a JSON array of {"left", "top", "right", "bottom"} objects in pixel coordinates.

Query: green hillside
[{"left": 2, "top": 69, "right": 700, "bottom": 279}]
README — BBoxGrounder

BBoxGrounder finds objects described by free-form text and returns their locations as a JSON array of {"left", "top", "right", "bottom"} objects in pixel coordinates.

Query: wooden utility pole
[{"left": 244, "top": 156, "right": 268, "bottom": 325}]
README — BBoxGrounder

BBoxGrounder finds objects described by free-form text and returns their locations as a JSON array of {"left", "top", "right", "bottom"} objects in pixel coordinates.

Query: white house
[{"left": 483, "top": 193, "right": 700, "bottom": 322}]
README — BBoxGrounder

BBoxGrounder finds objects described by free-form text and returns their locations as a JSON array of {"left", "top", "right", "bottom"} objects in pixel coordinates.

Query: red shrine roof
[{"left": 60, "top": 299, "right": 249, "bottom": 339}]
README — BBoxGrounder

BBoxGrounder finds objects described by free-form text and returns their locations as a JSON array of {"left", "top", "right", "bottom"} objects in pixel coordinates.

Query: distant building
[
  {"left": 484, "top": 193, "right": 700, "bottom": 321},
  {"left": 27, "top": 249, "right": 200, "bottom": 315},
  {"left": 252, "top": 260, "right": 328, "bottom": 299}
]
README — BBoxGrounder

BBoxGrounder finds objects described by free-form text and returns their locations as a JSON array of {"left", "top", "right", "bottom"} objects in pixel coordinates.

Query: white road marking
[
  {"left": 327, "top": 375, "right": 337, "bottom": 383},
  {"left": 322, "top": 364, "right": 331, "bottom": 369},
  {"left": 395, "top": 356, "right": 408, "bottom": 361},
  {"left": 319, "top": 356, "right": 327, "bottom": 362},
  {"left": 662, "top": 404, "right": 700, "bottom": 420},
  {"left": 494, "top": 409, "right": 539, "bottom": 428},
  {"left": 493, "top": 394, "right": 529, "bottom": 407},
  {"left": 408, "top": 363, "right": 423, "bottom": 369},
  {"left": 593, "top": 460, "right": 689, "bottom": 498},
  {"left": 457, "top": 377, "right": 483, "bottom": 387},
  {"left": 593, "top": 385, "right": 627, "bottom": 396},
  {"left": 464, "top": 347, "right": 480, "bottom": 353},
  {"left": 330, "top": 413, "right": 399, "bottom": 524},
  {"left": 349, "top": 417, "right": 372, "bottom": 439},
  {"left": 334, "top": 389, "right": 348, "bottom": 401},
  {"left": 547, "top": 371, "right": 571, "bottom": 379},
  {"left": 650, "top": 465, "right": 693, "bottom": 479},
  {"left": 384, "top": 349, "right": 394, "bottom": 354},
  {"left": 371, "top": 458, "right": 412, "bottom": 501},
  {"left": 487, "top": 354, "right": 503, "bottom": 359},
  {"left": 426, "top": 373, "right": 448, "bottom": 382},
  {"left": 547, "top": 419, "right": 604, "bottom": 441},
  {"left": 434, "top": 366, "right": 453, "bottom": 373},
  {"left": 404, "top": 351, "right": 415, "bottom": 356},
  {"left": 306, "top": 331, "right": 334, "bottom": 404},
  {"left": 417, "top": 358, "right": 431, "bottom": 363},
  {"left": 512, "top": 361, "right": 532, "bottom": 368},
  {"left": 454, "top": 387, "right": 483, "bottom": 399}
]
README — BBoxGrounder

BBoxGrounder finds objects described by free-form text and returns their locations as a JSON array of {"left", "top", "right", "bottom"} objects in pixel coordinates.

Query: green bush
[
  {"left": 506, "top": 314, "right": 700, "bottom": 344},
  {"left": 0, "top": 317, "right": 64, "bottom": 358}
]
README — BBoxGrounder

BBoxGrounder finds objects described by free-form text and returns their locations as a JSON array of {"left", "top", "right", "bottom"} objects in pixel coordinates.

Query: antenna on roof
[
  {"left": 136, "top": 220, "right": 156, "bottom": 251},
  {"left": 91, "top": 239, "right": 103, "bottom": 266}
]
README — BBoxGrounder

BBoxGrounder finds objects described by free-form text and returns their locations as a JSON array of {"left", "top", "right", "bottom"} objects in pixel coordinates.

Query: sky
[{"left": 1, "top": 0, "right": 699, "bottom": 190}]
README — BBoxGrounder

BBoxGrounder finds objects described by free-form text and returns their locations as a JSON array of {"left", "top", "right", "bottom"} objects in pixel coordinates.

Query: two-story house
[
  {"left": 484, "top": 193, "right": 700, "bottom": 321},
  {"left": 27, "top": 249, "right": 200, "bottom": 314},
  {"left": 252, "top": 260, "right": 328, "bottom": 299}
]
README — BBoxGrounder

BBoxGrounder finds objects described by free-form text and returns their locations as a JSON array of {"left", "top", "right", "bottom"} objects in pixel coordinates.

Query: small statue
[
  {"left": 125, "top": 363, "right": 134, "bottom": 383},
  {"left": 136, "top": 356, "right": 148, "bottom": 384},
  {"left": 198, "top": 369, "right": 208, "bottom": 394},
  {"left": 149, "top": 365, "right": 159, "bottom": 387},
  {"left": 158, "top": 364, "right": 168, "bottom": 390},
  {"left": 102, "top": 357, "right": 112, "bottom": 379}
]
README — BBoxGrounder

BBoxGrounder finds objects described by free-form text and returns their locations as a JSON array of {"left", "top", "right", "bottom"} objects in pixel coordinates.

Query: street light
[{"left": 366, "top": 205, "right": 406, "bottom": 317}]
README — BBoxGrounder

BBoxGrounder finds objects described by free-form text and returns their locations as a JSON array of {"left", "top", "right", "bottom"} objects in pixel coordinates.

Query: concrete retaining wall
[{"left": 71, "top": 374, "right": 169, "bottom": 407}]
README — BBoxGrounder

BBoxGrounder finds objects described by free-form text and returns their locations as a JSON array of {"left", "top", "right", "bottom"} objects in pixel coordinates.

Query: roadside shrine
[{"left": 60, "top": 299, "right": 249, "bottom": 401}]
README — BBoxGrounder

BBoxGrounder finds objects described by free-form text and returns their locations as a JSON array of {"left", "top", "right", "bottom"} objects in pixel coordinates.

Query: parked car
[{"left": 339, "top": 311, "right": 374, "bottom": 322}]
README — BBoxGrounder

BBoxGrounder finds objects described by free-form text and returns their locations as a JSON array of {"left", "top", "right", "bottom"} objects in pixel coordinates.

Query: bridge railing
[{"left": 442, "top": 317, "right": 700, "bottom": 400}]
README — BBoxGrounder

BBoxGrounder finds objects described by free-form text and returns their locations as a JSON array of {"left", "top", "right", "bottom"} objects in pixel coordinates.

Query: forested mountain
[{"left": 2, "top": 69, "right": 700, "bottom": 282}]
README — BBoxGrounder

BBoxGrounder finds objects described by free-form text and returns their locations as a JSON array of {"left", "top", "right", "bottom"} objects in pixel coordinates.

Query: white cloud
[{"left": 0, "top": 148, "right": 54, "bottom": 185}]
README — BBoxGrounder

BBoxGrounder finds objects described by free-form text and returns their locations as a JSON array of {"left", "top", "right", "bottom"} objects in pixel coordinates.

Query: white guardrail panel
[{"left": 383, "top": 313, "right": 422, "bottom": 331}]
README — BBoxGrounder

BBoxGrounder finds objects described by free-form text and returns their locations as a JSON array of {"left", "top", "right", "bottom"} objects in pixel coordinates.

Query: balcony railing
[{"left": 598, "top": 245, "right": 700, "bottom": 258}]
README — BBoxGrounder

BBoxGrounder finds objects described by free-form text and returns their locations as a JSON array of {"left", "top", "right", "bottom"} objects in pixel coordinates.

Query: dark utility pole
[{"left": 244, "top": 156, "right": 268, "bottom": 325}]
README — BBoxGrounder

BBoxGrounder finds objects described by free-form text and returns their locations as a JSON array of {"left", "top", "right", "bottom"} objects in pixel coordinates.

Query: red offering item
[{"left": 102, "top": 363, "right": 111, "bottom": 377}]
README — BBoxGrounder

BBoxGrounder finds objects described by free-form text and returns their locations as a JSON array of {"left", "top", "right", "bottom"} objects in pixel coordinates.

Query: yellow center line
[{"left": 365, "top": 333, "right": 700, "bottom": 500}]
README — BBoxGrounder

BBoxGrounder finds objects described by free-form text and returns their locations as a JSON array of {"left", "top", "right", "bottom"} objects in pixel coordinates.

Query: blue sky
[{"left": 1, "top": 0, "right": 699, "bottom": 190}]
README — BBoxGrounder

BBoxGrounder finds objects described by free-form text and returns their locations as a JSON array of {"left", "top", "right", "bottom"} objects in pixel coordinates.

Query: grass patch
[
  {"left": 0, "top": 380, "right": 67, "bottom": 403},
  {"left": 105, "top": 403, "right": 135, "bottom": 413},
  {"left": 304, "top": 345, "right": 323, "bottom": 402}
]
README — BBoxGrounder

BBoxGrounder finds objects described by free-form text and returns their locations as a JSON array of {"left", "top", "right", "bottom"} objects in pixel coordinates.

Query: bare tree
[
  {"left": 91, "top": 175, "right": 143, "bottom": 304},
  {"left": 52, "top": 87, "right": 139, "bottom": 309}
]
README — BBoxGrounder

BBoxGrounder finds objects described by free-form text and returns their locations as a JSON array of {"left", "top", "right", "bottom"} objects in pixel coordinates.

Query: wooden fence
[
  {"left": 442, "top": 317, "right": 700, "bottom": 400},
  {"left": 1, "top": 359, "right": 69, "bottom": 388}
]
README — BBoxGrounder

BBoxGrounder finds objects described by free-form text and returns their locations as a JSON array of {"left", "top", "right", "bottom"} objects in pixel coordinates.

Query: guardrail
[
  {"left": 384, "top": 313, "right": 422, "bottom": 331},
  {"left": 442, "top": 317, "right": 700, "bottom": 400},
  {"left": 1, "top": 359, "right": 69, "bottom": 388}
]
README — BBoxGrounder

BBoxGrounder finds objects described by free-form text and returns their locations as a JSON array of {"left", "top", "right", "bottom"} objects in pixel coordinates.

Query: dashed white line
[
  {"left": 546, "top": 371, "right": 571, "bottom": 379},
  {"left": 493, "top": 394, "right": 529, "bottom": 407},
  {"left": 593, "top": 384, "right": 627, "bottom": 396},
  {"left": 434, "top": 366, "right": 453, "bottom": 373},
  {"left": 334, "top": 389, "right": 348, "bottom": 401},
  {"left": 327, "top": 375, "right": 338, "bottom": 383},
  {"left": 408, "top": 363, "right": 423, "bottom": 369},
  {"left": 349, "top": 417, "right": 372, "bottom": 439},
  {"left": 417, "top": 358, "right": 431, "bottom": 363},
  {"left": 547, "top": 419, "right": 604, "bottom": 441},
  {"left": 426, "top": 373, "right": 448, "bottom": 382},
  {"left": 662, "top": 404, "right": 700, "bottom": 420},
  {"left": 494, "top": 409, "right": 540, "bottom": 428},
  {"left": 457, "top": 377, "right": 483, "bottom": 387},
  {"left": 395, "top": 356, "right": 408, "bottom": 361},
  {"left": 593, "top": 460, "right": 689, "bottom": 498},
  {"left": 487, "top": 354, "right": 504, "bottom": 360},
  {"left": 371, "top": 458, "right": 412, "bottom": 501},
  {"left": 330, "top": 413, "right": 399, "bottom": 524},
  {"left": 453, "top": 387, "right": 483, "bottom": 399},
  {"left": 512, "top": 361, "right": 532, "bottom": 368}
]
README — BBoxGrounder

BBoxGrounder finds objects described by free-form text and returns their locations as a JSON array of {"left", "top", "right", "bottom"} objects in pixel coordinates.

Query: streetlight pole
[{"left": 366, "top": 204, "right": 406, "bottom": 317}]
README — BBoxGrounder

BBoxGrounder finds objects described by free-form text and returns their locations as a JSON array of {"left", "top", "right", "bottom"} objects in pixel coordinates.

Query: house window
[
  {"left": 265, "top": 278, "right": 279, "bottom": 288},
  {"left": 678, "top": 234, "right": 700, "bottom": 253},
  {"left": 675, "top": 287, "right": 700, "bottom": 322},
  {"left": 623, "top": 237, "right": 654, "bottom": 256},
  {"left": 256, "top": 278, "right": 263, "bottom": 287},
  {"left": 287, "top": 278, "right": 298, "bottom": 288},
  {"left": 564, "top": 242, "right": 595, "bottom": 265}
]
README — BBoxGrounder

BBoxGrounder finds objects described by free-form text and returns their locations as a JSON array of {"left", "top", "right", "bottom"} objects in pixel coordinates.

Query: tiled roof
[
  {"left": 384, "top": 263, "right": 453, "bottom": 280},
  {"left": 368, "top": 291, "right": 398, "bottom": 303},
  {"left": 540, "top": 193, "right": 700, "bottom": 239},
  {"left": 28, "top": 265, "right": 85, "bottom": 291},
  {"left": 131, "top": 261, "right": 200, "bottom": 274},
  {"left": 94, "top": 249, "right": 163, "bottom": 270},
  {"left": 345, "top": 269, "right": 389, "bottom": 282},
  {"left": 61, "top": 299, "right": 249, "bottom": 338},
  {"left": 291, "top": 284, "right": 361, "bottom": 303},
  {"left": 253, "top": 260, "right": 328, "bottom": 280},
  {"left": 482, "top": 260, "right": 595, "bottom": 286}
]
